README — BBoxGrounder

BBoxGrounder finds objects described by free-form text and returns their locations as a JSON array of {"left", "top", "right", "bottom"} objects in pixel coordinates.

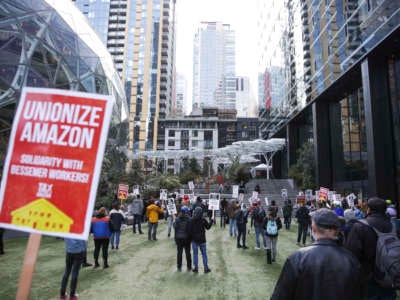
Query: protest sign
[
  {"left": 133, "top": 185, "right": 140, "bottom": 195},
  {"left": 281, "top": 189, "right": 287, "bottom": 199},
  {"left": 232, "top": 185, "right": 239, "bottom": 198},
  {"left": 118, "top": 184, "right": 129, "bottom": 200},
  {"left": 346, "top": 193, "right": 356, "bottom": 207},
  {"left": 188, "top": 181, "right": 194, "bottom": 191},
  {"left": 305, "top": 189, "right": 313, "bottom": 201},
  {"left": 208, "top": 193, "right": 220, "bottom": 210},
  {"left": 265, "top": 197, "right": 269, "bottom": 206},
  {"left": 0, "top": 87, "right": 113, "bottom": 239},
  {"left": 319, "top": 187, "right": 329, "bottom": 201},
  {"left": 238, "top": 193, "right": 244, "bottom": 202},
  {"left": 160, "top": 189, "right": 168, "bottom": 201},
  {"left": 296, "top": 195, "right": 306, "bottom": 205},
  {"left": 252, "top": 191, "right": 259, "bottom": 201},
  {"left": 166, "top": 198, "right": 177, "bottom": 215}
]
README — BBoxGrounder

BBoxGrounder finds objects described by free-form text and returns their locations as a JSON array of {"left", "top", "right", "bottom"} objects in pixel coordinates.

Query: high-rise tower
[
  {"left": 192, "top": 22, "right": 236, "bottom": 111},
  {"left": 73, "top": 0, "right": 176, "bottom": 153}
]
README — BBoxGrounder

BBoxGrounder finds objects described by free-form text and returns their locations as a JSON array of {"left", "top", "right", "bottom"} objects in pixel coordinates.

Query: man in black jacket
[
  {"left": 173, "top": 205, "right": 192, "bottom": 272},
  {"left": 345, "top": 197, "right": 397, "bottom": 299},
  {"left": 271, "top": 208, "right": 362, "bottom": 300},
  {"left": 186, "top": 206, "right": 213, "bottom": 273},
  {"left": 295, "top": 202, "right": 310, "bottom": 246}
]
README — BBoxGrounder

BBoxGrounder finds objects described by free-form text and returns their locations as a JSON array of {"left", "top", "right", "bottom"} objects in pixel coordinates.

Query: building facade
[
  {"left": 258, "top": 0, "right": 400, "bottom": 203},
  {"left": 74, "top": 0, "right": 177, "bottom": 154},
  {"left": 192, "top": 22, "right": 236, "bottom": 111}
]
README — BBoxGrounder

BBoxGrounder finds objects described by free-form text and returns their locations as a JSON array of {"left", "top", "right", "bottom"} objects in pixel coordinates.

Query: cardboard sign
[
  {"left": 188, "top": 181, "right": 194, "bottom": 191},
  {"left": 0, "top": 87, "right": 112, "bottom": 239},
  {"left": 118, "top": 184, "right": 129, "bottom": 200},
  {"left": 232, "top": 185, "right": 239, "bottom": 199},
  {"left": 305, "top": 189, "right": 313, "bottom": 200},
  {"left": 319, "top": 187, "right": 329, "bottom": 201},
  {"left": 160, "top": 189, "right": 168, "bottom": 201},
  {"left": 346, "top": 193, "right": 356, "bottom": 207},
  {"left": 208, "top": 193, "right": 220, "bottom": 210},
  {"left": 166, "top": 198, "right": 177, "bottom": 215}
]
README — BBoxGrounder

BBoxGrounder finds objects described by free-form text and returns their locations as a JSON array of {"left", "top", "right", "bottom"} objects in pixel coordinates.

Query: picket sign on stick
[{"left": 16, "top": 233, "right": 42, "bottom": 300}]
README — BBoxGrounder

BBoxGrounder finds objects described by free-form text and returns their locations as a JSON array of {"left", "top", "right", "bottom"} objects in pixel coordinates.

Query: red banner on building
[
  {"left": 118, "top": 184, "right": 129, "bottom": 200},
  {"left": 0, "top": 87, "right": 113, "bottom": 239}
]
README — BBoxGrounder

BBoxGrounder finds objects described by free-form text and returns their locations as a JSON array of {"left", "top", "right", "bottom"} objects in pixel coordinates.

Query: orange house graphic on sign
[{"left": 11, "top": 198, "right": 73, "bottom": 233}]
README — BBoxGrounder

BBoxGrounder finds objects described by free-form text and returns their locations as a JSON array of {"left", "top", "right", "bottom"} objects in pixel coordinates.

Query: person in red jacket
[{"left": 91, "top": 207, "right": 111, "bottom": 268}]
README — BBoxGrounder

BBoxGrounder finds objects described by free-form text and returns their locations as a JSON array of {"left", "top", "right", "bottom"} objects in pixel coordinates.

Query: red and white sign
[
  {"left": 118, "top": 184, "right": 129, "bottom": 200},
  {"left": 0, "top": 87, "right": 113, "bottom": 239},
  {"left": 319, "top": 187, "right": 329, "bottom": 201}
]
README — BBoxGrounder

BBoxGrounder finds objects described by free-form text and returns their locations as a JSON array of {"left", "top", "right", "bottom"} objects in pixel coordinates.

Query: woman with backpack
[{"left": 264, "top": 211, "right": 282, "bottom": 264}]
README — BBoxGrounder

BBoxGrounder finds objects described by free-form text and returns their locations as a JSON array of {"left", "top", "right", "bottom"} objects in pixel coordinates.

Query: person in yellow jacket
[{"left": 146, "top": 200, "right": 165, "bottom": 241}]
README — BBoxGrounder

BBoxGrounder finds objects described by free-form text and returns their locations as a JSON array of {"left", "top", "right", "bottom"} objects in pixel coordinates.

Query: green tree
[{"left": 288, "top": 141, "right": 316, "bottom": 190}]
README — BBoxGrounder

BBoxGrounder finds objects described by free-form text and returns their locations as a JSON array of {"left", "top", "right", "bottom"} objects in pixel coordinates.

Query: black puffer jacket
[
  {"left": 271, "top": 239, "right": 362, "bottom": 300},
  {"left": 187, "top": 207, "right": 212, "bottom": 244},
  {"left": 344, "top": 212, "right": 393, "bottom": 282},
  {"left": 174, "top": 214, "right": 190, "bottom": 240}
]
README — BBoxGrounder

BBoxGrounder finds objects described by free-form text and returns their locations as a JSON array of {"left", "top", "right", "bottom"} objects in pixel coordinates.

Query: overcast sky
[{"left": 175, "top": 0, "right": 258, "bottom": 111}]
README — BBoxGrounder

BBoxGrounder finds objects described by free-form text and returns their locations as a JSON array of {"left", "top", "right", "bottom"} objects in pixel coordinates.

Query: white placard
[
  {"left": 305, "top": 189, "right": 313, "bottom": 200},
  {"left": 188, "top": 181, "right": 194, "bottom": 191},
  {"left": 208, "top": 193, "right": 220, "bottom": 210},
  {"left": 232, "top": 185, "right": 239, "bottom": 198},
  {"left": 265, "top": 197, "right": 269, "bottom": 206},
  {"left": 133, "top": 186, "right": 140, "bottom": 195},
  {"left": 180, "top": 189, "right": 185, "bottom": 196},
  {"left": 252, "top": 191, "right": 259, "bottom": 200},
  {"left": 167, "top": 198, "right": 177, "bottom": 215},
  {"left": 346, "top": 193, "right": 356, "bottom": 207},
  {"left": 238, "top": 193, "right": 244, "bottom": 202},
  {"left": 160, "top": 189, "right": 168, "bottom": 201},
  {"left": 281, "top": 189, "right": 287, "bottom": 198}
]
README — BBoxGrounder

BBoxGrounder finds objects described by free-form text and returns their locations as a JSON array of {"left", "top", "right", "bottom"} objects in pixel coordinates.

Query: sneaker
[
  {"left": 168, "top": 233, "right": 170, "bottom": 237},
  {"left": 242, "top": 246, "right": 248, "bottom": 249},
  {"left": 111, "top": 245, "right": 114, "bottom": 249},
  {"left": 103, "top": 264, "right": 109, "bottom": 269},
  {"left": 187, "top": 267, "right": 192, "bottom": 272},
  {"left": 303, "top": 243, "right": 306, "bottom": 247},
  {"left": 296, "top": 242, "right": 300, "bottom": 246},
  {"left": 263, "top": 246, "right": 268, "bottom": 250},
  {"left": 237, "top": 245, "right": 242, "bottom": 248},
  {"left": 204, "top": 268, "right": 211, "bottom": 273},
  {"left": 192, "top": 268, "right": 198, "bottom": 273},
  {"left": 69, "top": 294, "right": 78, "bottom": 300},
  {"left": 59, "top": 293, "right": 68, "bottom": 300},
  {"left": 116, "top": 246, "right": 119, "bottom": 250},
  {"left": 94, "top": 263, "right": 100, "bottom": 268},
  {"left": 177, "top": 268, "right": 182, "bottom": 272},
  {"left": 254, "top": 247, "right": 261, "bottom": 250},
  {"left": 82, "top": 262, "right": 92, "bottom": 268},
  {"left": 139, "top": 231, "right": 144, "bottom": 234}
]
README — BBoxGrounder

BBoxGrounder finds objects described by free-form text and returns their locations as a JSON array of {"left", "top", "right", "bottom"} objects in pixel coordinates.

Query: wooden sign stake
[{"left": 16, "top": 233, "right": 42, "bottom": 300}]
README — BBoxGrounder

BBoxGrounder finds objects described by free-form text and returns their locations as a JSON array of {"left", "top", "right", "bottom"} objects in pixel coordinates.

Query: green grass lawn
[{"left": 0, "top": 221, "right": 301, "bottom": 300}]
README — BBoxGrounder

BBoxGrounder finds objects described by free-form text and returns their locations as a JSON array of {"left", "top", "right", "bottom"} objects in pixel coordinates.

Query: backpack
[
  {"left": 254, "top": 207, "right": 266, "bottom": 223},
  {"left": 360, "top": 219, "right": 400, "bottom": 288},
  {"left": 266, "top": 220, "right": 278, "bottom": 235}
]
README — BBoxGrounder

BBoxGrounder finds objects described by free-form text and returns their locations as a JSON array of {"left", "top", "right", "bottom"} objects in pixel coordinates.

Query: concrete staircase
[{"left": 184, "top": 178, "right": 299, "bottom": 216}]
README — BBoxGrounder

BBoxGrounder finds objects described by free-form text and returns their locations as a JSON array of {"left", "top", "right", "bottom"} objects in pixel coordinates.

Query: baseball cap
[
  {"left": 310, "top": 208, "right": 341, "bottom": 229},
  {"left": 181, "top": 205, "right": 189, "bottom": 212}
]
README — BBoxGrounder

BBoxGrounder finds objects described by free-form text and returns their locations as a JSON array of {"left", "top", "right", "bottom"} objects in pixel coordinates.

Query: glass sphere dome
[{"left": 0, "top": 0, "right": 129, "bottom": 168}]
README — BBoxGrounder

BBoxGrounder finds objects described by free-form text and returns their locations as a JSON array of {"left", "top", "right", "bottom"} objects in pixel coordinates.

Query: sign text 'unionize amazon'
[{"left": 0, "top": 87, "right": 113, "bottom": 239}]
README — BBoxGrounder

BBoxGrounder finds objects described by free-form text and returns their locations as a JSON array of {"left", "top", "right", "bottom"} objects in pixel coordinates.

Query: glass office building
[
  {"left": 258, "top": 0, "right": 400, "bottom": 202},
  {"left": 74, "top": 0, "right": 177, "bottom": 155},
  {"left": 0, "top": 0, "right": 129, "bottom": 172}
]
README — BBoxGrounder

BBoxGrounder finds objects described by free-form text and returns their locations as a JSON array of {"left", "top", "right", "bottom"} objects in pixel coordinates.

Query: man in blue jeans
[{"left": 187, "top": 207, "right": 213, "bottom": 273}]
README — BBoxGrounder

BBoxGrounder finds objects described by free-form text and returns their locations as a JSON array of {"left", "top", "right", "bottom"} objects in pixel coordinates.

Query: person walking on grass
[
  {"left": 109, "top": 202, "right": 125, "bottom": 250},
  {"left": 146, "top": 200, "right": 164, "bottom": 241},
  {"left": 264, "top": 211, "right": 282, "bottom": 264},
  {"left": 234, "top": 203, "right": 249, "bottom": 249},
  {"left": 132, "top": 195, "right": 144, "bottom": 234},
  {"left": 59, "top": 238, "right": 86, "bottom": 300},
  {"left": 295, "top": 202, "right": 310, "bottom": 246},
  {"left": 91, "top": 207, "right": 111, "bottom": 268},
  {"left": 187, "top": 206, "right": 213, "bottom": 273},
  {"left": 252, "top": 200, "right": 267, "bottom": 250},
  {"left": 174, "top": 205, "right": 192, "bottom": 272}
]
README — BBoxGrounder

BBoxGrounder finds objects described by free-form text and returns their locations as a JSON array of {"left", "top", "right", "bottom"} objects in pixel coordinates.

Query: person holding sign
[
  {"left": 146, "top": 200, "right": 164, "bottom": 241},
  {"left": 173, "top": 206, "right": 192, "bottom": 272},
  {"left": 59, "top": 238, "right": 86, "bottom": 300},
  {"left": 187, "top": 207, "right": 213, "bottom": 273}
]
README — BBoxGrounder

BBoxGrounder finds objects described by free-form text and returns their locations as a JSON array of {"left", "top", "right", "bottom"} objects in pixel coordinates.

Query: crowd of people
[{"left": 2, "top": 188, "right": 395, "bottom": 300}]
